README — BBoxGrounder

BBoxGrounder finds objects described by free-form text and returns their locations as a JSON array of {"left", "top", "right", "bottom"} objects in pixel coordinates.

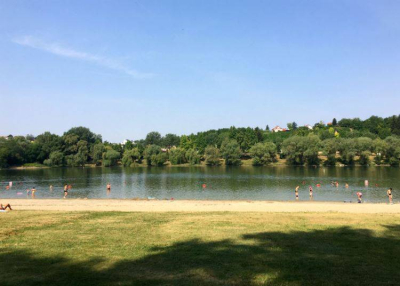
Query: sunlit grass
[{"left": 1, "top": 211, "right": 399, "bottom": 285}]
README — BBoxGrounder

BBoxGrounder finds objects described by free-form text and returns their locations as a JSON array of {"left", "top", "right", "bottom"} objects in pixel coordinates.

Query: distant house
[
  {"left": 272, "top": 126, "right": 290, "bottom": 132},
  {"left": 272, "top": 126, "right": 284, "bottom": 132},
  {"left": 304, "top": 124, "right": 313, "bottom": 130}
]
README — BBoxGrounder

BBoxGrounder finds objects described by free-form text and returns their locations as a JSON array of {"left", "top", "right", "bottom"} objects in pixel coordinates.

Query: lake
[{"left": 0, "top": 166, "right": 398, "bottom": 202}]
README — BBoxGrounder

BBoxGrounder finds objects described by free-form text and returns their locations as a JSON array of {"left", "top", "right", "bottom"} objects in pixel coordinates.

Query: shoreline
[{"left": 2, "top": 199, "right": 399, "bottom": 213}]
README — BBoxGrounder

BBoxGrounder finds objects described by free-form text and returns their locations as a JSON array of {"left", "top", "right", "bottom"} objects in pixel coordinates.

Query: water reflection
[{"left": 0, "top": 166, "right": 399, "bottom": 202}]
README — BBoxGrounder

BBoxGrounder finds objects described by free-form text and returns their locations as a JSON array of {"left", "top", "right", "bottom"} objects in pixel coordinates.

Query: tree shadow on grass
[{"left": 1, "top": 225, "right": 400, "bottom": 285}]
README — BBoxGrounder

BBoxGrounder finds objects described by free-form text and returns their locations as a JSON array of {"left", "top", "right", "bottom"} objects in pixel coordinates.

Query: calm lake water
[{"left": 0, "top": 167, "right": 398, "bottom": 202}]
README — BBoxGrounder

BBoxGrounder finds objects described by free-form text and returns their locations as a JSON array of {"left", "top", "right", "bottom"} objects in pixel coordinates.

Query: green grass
[
  {"left": 1, "top": 212, "right": 399, "bottom": 285},
  {"left": 21, "top": 162, "right": 48, "bottom": 168}
]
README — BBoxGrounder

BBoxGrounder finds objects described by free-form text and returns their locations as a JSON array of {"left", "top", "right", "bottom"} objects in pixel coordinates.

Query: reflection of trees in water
[{"left": 2, "top": 225, "right": 400, "bottom": 285}]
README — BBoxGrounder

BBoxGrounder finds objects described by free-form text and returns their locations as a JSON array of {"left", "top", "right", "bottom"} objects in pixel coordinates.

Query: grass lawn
[{"left": 1, "top": 211, "right": 399, "bottom": 285}]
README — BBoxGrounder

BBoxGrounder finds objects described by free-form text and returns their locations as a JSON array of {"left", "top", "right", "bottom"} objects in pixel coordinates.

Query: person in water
[
  {"left": 356, "top": 192, "right": 363, "bottom": 203},
  {"left": 107, "top": 183, "right": 111, "bottom": 192},
  {"left": 0, "top": 203, "right": 12, "bottom": 211},
  {"left": 295, "top": 186, "right": 299, "bottom": 201},
  {"left": 31, "top": 187, "right": 36, "bottom": 199},
  {"left": 387, "top": 188, "right": 393, "bottom": 204},
  {"left": 64, "top": 184, "right": 68, "bottom": 198},
  {"left": 309, "top": 186, "right": 313, "bottom": 200}
]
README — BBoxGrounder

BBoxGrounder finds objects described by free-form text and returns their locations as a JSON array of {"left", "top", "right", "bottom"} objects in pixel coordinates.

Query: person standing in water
[
  {"left": 31, "top": 187, "right": 36, "bottom": 199},
  {"left": 295, "top": 186, "right": 299, "bottom": 201},
  {"left": 309, "top": 186, "right": 313, "bottom": 200},
  {"left": 63, "top": 184, "right": 68, "bottom": 198},
  {"left": 356, "top": 191, "right": 363, "bottom": 203},
  {"left": 107, "top": 183, "right": 111, "bottom": 194},
  {"left": 387, "top": 188, "right": 393, "bottom": 204}
]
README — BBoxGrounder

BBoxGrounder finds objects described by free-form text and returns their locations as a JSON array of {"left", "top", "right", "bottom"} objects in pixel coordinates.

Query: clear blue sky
[{"left": 1, "top": 0, "right": 399, "bottom": 142}]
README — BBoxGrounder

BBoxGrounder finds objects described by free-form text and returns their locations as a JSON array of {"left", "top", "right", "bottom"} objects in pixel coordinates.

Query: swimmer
[
  {"left": 295, "top": 186, "right": 299, "bottom": 201},
  {"left": 309, "top": 186, "right": 313, "bottom": 200},
  {"left": 50, "top": 185, "right": 53, "bottom": 191},
  {"left": 63, "top": 184, "right": 68, "bottom": 198},
  {"left": 356, "top": 191, "right": 363, "bottom": 203},
  {"left": 387, "top": 188, "right": 393, "bottom": 204},
  {"left": 31, "top": 187, "right": 36, "bottom": 199},
  {"left": 345, "top": 183, "right": 349, "bottom": 189},
  {"left": 107, "top": 183, "right": 111, "bottom": 193}
]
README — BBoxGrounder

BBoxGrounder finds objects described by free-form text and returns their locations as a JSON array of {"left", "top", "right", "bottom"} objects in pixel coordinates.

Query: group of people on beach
[{"left": 294, "top": 183, "right": 394, "bottom": 204}]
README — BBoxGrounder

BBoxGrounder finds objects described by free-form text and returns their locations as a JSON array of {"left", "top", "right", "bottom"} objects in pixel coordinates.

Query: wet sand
[{"left": 2, "top": 199, "right": 399, "bottom": 213}]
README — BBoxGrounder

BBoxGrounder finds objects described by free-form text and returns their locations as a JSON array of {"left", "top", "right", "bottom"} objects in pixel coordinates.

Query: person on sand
[
  {"left": 295, "top": 186, "right": 299, "bottom": 201},
  {"left": 387, "top": 188, "right": 393, "bottom": 204},
  {"left": 63, "top": 184, "right": 68, "bottom": 198},
  {"left": 0, "top": 203, "right": 12, "bottom": 211},
  {"left": 309, "top": 186, "right": 313, "bottom": 200},
  {"left": 31, "top": 187, "right": 36, "bottom": 199},
  {"left": 356, "top": 191, "right": 363, "bottom": 203}
]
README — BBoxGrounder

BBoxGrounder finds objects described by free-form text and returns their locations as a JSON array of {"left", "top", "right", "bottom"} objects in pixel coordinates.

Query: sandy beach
[{"left": 2, "top": 199, "right": 399, "bottom": 213}]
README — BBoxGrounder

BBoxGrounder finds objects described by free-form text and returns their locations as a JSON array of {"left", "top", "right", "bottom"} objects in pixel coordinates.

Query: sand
[{"left": 2, "top": 199, "right": 399, "bottom": 213}]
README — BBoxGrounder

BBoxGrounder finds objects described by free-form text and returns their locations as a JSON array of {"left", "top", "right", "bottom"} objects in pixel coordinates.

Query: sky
[{"left": 1, "top": 0, "right": 400, "bottom": 142}]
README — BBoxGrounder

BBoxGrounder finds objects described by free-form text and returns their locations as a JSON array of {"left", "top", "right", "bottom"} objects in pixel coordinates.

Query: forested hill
[{"left": 1, "top": 115, "right": 400, "bottom": 168}]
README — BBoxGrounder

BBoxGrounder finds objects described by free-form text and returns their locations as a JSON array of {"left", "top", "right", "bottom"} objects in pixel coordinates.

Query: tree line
[{"left": 1, "top": 115, "right": 400, "bottom": 168}]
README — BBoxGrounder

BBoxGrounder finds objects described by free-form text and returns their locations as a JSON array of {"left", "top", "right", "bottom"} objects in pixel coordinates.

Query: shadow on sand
[{"left": 1, "top": 225, "right": 400, "bottom": 285}]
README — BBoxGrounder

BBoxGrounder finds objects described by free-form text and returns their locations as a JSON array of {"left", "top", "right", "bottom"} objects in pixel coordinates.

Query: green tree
[
  {"left": 35, "top": 132, "right": 63, "bottom": 163},
  {"left": 338, "top": 139, "right": 357, "bottom": 165},
  {"left": 373, "top": 139, "right": 388, "bottom": 165},
  {"left": 64, "top": 127, "right": 102, "bottom": 144},
  {"left": 185, "top": 148, "right": 201, "bottom": 165},
  {"left": 332, "top": 118, "right": 337, "bottom": 126},
  {"left": 92, "top": 143, "right": 105, "bottom": 166},
  {"left": 162, "top": 134, "right": 181, "bottom": 147},
  {"left": 249, "top": 142, "right": 277, "bottom": 166},
  {"left": 122, "top": 148, "right": 141, "bottom": 167},
  {"left": 204, "top": 146, "right": 221, "bottom": 166},
  {"left": 102, "top": 149, "right": 121, "bottom": 167},
  {"left": 322, "top": 138, "right": 338, "bottom": 166},
  {"left": 144, "top": 145, "right": 167, "bottom": 166},
  {"left": 385, "top": 136, "right": 400, "bottom": 166},
  {"left": 303, "top": 135, "right": 321, "bottom": 165},
  {"left": 169, "top": 147, "right": 187, "bottom": 165},
  {"left": 220, "top": 139, "right": 242, "bottom": 166},
  {"left": 44, "top": 151, "right": 64, "bottom": 166},
  {"left": 356, "top": 137, "right": 373, "bottom": 165},
  {"left": 145, "top": 132, "right": 162, "bottom": 146}
]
